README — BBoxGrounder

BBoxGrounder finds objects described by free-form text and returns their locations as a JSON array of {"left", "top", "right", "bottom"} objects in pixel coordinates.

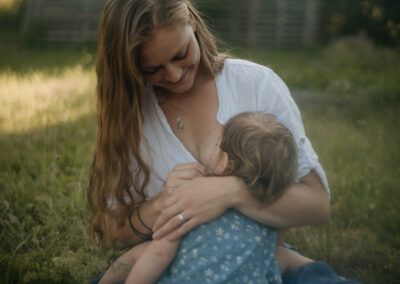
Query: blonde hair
[
  {"left": 220, "top": 112, "right": 298, "bottom": 203},
  {"left": 88, "top": 0, "right": 227, "bottom": 241}
]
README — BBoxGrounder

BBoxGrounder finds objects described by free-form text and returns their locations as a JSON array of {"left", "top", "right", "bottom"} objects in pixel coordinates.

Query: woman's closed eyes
[
  {"left": 141, "top": 42, "right": 191, "bottom": 75},
  {"left": 174, "top": 43, "right": 190, "bottom": 60}
]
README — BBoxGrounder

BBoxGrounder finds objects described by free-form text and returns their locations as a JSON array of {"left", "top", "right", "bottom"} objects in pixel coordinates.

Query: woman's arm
[
  {"left": 234, "top": 170, "right": 330, "bottom": 228},
  {"left": 104, "top": 197, "right": 162, "bottom": 248},
  {"left": 153, "top": 170, "right": 330, "bottom": 241},
  {"left": 105, "top": 162, "right": 208, "bottom": 248}
]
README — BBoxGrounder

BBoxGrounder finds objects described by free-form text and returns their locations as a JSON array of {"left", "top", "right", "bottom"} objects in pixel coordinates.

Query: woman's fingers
[
  {"left": 155, "top": 177, "right": 237, "bottom": 243},
  {"left": 152, "top": 196, "right": 181, "bottom": 232},
  {"left": 166, "top": 218, "right": 198, "bottom": 241},
  {"left": 164, "top": 164, "right": 208, "bottom": 194},
  {"left": 165, "top": 179, "right": 185, "bottom": 195},
  {"left": 153, "top": 210, "right": 188, "bottom": 239},
  {"left": 153, "top": 211, "right": 199, "bottom": 241},
  {"left": 168, "top": 169, "right": 204, "bottom": 182},
  {"left": 172, "top": 162, "right": 208, "bottom": 177}
]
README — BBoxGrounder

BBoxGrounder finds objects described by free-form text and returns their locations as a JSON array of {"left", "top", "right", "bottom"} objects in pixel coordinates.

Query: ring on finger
[{"left": 177, "top": 213, "right": 186, "bottom": 223}]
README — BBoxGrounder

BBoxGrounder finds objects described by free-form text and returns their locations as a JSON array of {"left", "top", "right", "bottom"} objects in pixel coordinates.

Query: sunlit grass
[
  {"left": 0, "top": 66, "right": 95, "bottom": 133},
  {"left": 0, "top": 0, "right": 22, "bottom": 14},
  {"left": 0, "top": 63, "right": 114, "bottom": 283}
]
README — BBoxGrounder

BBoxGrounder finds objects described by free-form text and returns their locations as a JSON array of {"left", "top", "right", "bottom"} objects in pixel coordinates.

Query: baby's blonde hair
[{"left": 220, "top": 112, "right": 298, "bottom": 203}]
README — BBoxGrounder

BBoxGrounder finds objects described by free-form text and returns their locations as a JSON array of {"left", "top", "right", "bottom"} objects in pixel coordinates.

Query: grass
[{"left": 0, "top": 23, "right": 399, "bottom": 284}]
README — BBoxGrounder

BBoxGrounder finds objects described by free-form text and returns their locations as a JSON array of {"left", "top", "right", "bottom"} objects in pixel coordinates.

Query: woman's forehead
[{"left": 139, "top": 25, "right": 191, "bottom": 68}]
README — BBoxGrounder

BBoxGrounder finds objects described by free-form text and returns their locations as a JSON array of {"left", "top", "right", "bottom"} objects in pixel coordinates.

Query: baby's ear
[{"left": 215, "top": 152, "right": 229, "bottom": 175}]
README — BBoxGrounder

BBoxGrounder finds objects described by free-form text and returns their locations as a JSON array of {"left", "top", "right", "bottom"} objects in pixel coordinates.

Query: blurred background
[
  {"left": 0, "top": 0, "right": 399, "bottom": 283},
  {"left": 6, "top": 0, "right": 400, "bottom": 47}
]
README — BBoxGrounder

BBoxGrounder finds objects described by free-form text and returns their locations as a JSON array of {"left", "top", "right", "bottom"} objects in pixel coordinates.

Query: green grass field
[{"left": 0, "top": 20, "right": 400, "bottom": 284}]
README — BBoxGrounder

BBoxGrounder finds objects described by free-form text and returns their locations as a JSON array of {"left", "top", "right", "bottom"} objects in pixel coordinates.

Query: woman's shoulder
[
  {"left": 215, "top": 58, "right": 288, "bottom": 124},
  {"left": 217, "top": 58, "right": 288, "bottom": 102},
  {"left": 221, "top": 58, "right": 274, "bottom": 78}
]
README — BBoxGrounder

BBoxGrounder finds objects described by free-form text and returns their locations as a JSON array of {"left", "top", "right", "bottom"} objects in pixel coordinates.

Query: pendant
[{"left": 177, "top": 115, "right": 184, "bottom": 131}]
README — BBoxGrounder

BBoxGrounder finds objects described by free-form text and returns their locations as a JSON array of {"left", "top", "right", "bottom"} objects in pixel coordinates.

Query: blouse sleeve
[{"left": 256, "top": 67, "right": 330, "bottom": 198}]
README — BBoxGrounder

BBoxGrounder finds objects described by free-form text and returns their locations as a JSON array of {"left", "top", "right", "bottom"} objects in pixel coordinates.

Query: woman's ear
[
  {"left": 187, "top": 6, "right": 196, "bottom": 31},
  {"left": 214, "top": 152, "right": 229, "bottom": 175}
]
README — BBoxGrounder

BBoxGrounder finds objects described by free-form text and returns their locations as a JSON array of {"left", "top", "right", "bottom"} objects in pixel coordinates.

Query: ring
[{"left": 177, "top": 213, "right": 185, "bottom": 223}]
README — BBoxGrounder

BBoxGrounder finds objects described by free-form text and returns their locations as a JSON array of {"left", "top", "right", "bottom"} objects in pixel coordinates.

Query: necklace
[{"left": 176, "top": 92, "right": 195, "bottom": 132}]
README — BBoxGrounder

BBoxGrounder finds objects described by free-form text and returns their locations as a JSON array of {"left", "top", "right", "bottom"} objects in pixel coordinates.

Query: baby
[{"left": 126, "top": 112, "right": 311, "bottom": 283}]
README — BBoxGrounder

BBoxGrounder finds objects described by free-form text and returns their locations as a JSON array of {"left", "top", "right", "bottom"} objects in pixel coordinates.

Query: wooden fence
[
  {"left": 201, "top": 0, "right": 321, "bottom": 47},
  {"left": 22, "top": 0, "right": 321, "bottom": 47},
  {"left": 22, "top": 0, "right": 106, "bottom": 43}
]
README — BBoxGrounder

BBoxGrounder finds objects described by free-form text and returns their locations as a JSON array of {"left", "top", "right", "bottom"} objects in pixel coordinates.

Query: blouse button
[{"left": 300, "top": 137, "right": 305, "bottom": 144}]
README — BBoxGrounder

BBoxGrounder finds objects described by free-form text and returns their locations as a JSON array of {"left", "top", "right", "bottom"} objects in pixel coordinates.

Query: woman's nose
[{"left": 164, "top": 63, "right": 183, "bottom": 83}]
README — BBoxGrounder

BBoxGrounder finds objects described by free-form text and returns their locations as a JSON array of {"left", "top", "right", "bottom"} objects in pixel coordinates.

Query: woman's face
[{"left": 139, "top": 24, "right": 201, "bottom": 94}]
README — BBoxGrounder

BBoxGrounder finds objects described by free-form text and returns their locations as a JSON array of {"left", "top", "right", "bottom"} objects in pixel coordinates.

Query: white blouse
[{"left": 125, "top": 58, "right": 330, "bottom": 206}]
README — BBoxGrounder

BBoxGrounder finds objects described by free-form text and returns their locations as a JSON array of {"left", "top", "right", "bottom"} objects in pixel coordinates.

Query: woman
[{"left": 88, "top": 0, "right": 332, "bottom": 282}]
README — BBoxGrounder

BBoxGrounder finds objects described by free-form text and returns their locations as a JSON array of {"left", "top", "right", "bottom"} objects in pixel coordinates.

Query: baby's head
[{"left": 213, "top": 112, "right": 298, "bottom": 203}]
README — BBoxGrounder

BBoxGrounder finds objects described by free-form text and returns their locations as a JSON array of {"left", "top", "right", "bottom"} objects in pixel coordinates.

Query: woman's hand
[
  {"left": 152, "top": 176, "right": 244, "bottom": 241},
  {"left": 105, "top": 162, "right": 207, "bottom": 248},
  {"left": 165, "top": 162, "right": 209, "bottom": 194},
  {"left": 154, "top": 162, "right": 208, "bottom": 209}
]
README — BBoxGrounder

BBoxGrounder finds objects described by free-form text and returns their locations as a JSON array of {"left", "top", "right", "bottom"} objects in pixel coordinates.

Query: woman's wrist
[
  {"left": 128, "top": 208, "right": 152, "bottom": 240},
  {"left": 219, "top": 175, "right": 248, "bottom": 209},
  {"left": 222, "top": 175, "right": 275, "bottom": 225},
  {"left": 147, "top": 197, "right": 163, "bottom": 225},
  {"left": 151, "top": 184, "right": 168, "bottom": 218}
]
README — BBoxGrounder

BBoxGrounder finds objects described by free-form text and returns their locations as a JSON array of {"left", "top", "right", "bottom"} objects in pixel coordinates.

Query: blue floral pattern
[{"left": 157, "top": 209, "right": 282, "bottom": 284}]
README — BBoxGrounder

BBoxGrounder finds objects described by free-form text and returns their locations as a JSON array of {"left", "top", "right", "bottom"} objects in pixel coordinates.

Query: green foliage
[
  {"left": 0, "top": 34, "right": 399, "bottom": 283},
  {"left": 321, "top": 0, "right": 400, "bottom": 46}
]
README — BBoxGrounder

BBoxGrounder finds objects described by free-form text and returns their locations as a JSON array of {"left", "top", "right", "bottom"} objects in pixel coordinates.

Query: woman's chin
[
  {"left": 163, "top": 77, "right": 195, "bottom": 94},
  {"left": 163, "top": 66, "right": 199, "bottom": 94}
]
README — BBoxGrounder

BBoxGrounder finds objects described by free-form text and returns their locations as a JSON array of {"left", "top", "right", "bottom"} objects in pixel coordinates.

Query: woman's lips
[
  {"left": 169, "top": 70, "right": 189, "bottom": 87},
  {"left": 170, "top": 69, "right": 188, "bottom": 86}
]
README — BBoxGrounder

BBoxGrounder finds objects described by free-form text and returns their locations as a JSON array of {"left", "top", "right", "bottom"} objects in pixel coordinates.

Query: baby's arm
[
  {"left": 125, "top": 237, "right": 180, "bottom": 284},
  {"left": 275, "top": 245, "right": 313, "bottom": 275},
  {"left": 99, "top": 242, "right": 150, "bottom": 284}
]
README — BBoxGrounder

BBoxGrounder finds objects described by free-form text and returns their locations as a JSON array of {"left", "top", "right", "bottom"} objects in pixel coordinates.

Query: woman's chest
[
  {"left": 183, "top": 105, "right": 223, "bottom": 169},
  {"left": 162, "top": 80, "right": 223, "bottom": 168}
]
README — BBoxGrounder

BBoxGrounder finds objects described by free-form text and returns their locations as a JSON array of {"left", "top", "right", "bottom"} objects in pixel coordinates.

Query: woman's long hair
[{"left": 88, "top": 0, "right": 226, "bottom": 241}]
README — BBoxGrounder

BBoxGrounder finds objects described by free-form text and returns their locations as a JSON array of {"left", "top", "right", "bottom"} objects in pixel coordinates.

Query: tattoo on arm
[{"left": 110, "top": 260, "right": 132, "bottom": 274}]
